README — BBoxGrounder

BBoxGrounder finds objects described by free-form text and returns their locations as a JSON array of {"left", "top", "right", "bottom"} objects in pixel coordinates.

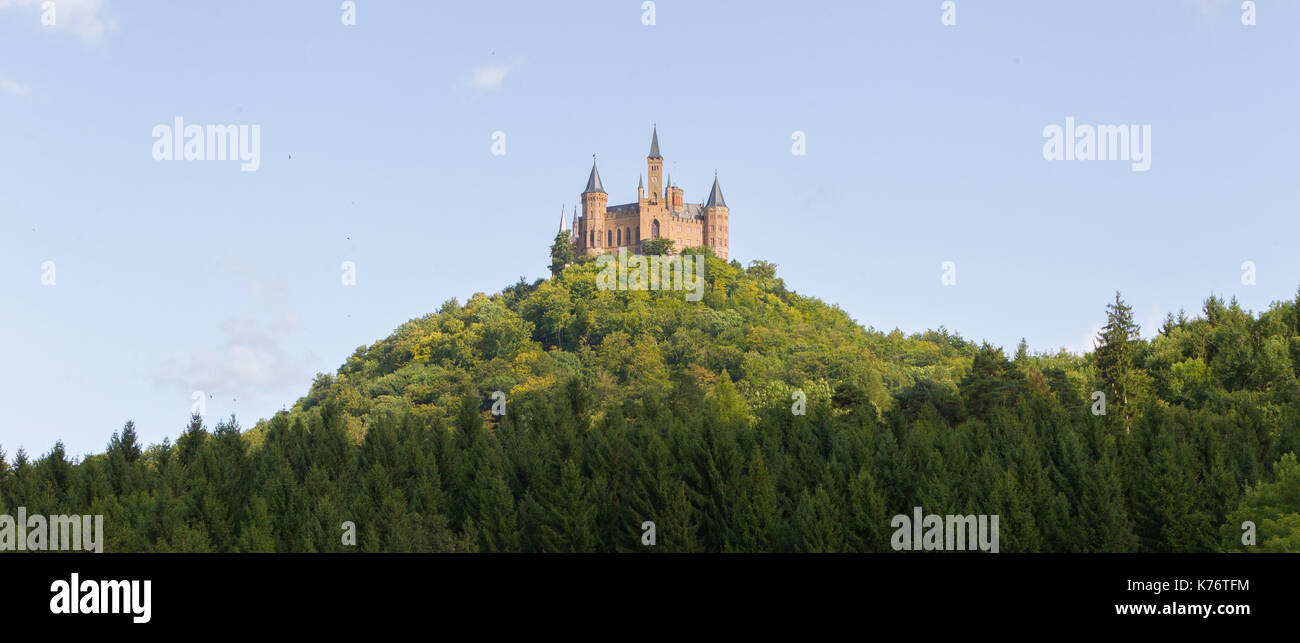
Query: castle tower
[
  {"left": 666, "top": 173, "right": 683, "bottom": 212},
  {"left": 581, "top": 157, "right": 608, "bottom": 250},
  {"left": 703, "top": 173, "right": 729, "bottom": 260},
  {"left": 646, "top": 126, "right": 663, "bottom": 205}
]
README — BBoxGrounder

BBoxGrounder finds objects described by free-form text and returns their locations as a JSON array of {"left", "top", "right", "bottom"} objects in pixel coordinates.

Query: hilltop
[{"left": 292, "top": 249, "right": 983, "bottom": 442}]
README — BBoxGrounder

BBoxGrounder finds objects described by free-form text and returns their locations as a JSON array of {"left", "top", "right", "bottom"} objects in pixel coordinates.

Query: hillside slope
[{"left": 3, "top": 254, "right": 1299, "bottom": 552}]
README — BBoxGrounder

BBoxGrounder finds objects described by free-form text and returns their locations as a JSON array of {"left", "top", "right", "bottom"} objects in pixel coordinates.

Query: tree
[
  {"left": 959, "top": 344, "right": 1027, "bottom": 420},
  {"left": 641, "top": 237, "right": 675, "bottom": 256},
  {"left": 237, "top": 495, "right": 277, "bottom": 552},
  {"left": 1222, "top": 453, "right": 1300, "bottom": 552},
  {"left": 106, "top": 421, "right": 143, "bottom": 495},
  {"left": 792, "top": 483, "right": 844, "bottom": 552},
  {"left": 1078, "top": 427, "right": 1138, "bottom": 551},
  {"left": 1095, "top": 292, "right": 1141, "bottom": 433},
  {"left": 549, "top": 230, "right": 573, "bottom": 276},
  {"left": 746, "top": 260, "right": 777, "bottom": 280},
  {"left": 734, "top": 447, "right": 783, "bottom": 551}
]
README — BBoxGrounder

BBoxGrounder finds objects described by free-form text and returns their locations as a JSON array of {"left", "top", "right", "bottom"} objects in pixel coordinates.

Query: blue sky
[{"left": 1, "top": 0, "right": 1297, "bottom": 455}]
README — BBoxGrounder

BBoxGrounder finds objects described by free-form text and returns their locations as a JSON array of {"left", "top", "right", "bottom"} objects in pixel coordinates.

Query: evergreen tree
[
  {"left": 237, "top": 495, "right": 277, "bottom": 552},
  {"left": 1095, "top": 292, "right": 1141, "bottom": 434}
]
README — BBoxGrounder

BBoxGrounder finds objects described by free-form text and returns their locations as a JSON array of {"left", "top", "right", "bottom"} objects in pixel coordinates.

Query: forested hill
[{"left": 3, "top": 249, "right": 1300, "bottom": 552}]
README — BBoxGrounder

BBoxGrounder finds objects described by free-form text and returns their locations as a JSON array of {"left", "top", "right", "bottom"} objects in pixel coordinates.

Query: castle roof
[
  {"left": 705, "top": 175, "right": 726, "bottom": 208},
  {"left": 584, "top": 159, "right": 606, "bottom": 194},
  {"left": 649, "top": 127, "right": 661, "bottom": 159}
]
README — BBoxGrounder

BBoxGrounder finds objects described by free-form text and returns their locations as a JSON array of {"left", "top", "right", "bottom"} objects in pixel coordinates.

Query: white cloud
[
  {"left": 153, "top": 313, "right": 315, "bottom": 403},
  {"left": 0, "top": 0, "right": 113, "bottom": 44},
  {"left": 471, "top": 65, "right": 511, "bottom": 90},
  {"left": 462, "top": 56, "right": 526, "bottom": 96},
  {"left": 153, "top": 262, "right": 316, "bottom": 413},
  {"left": 1, "top": 79, "right": 29, "bottom": 96}
]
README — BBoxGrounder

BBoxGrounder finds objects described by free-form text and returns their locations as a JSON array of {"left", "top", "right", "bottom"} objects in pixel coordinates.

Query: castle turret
[
  {"left": 666, "top": 173, "right": 683, "bottom": 212},
  {"left": 582, "top": 157, "right": 608, "bottom": 250},
  {"left": 703, "top": 173, "right": 729, "bottom": 259},
  {"left": 646, "top": 126, "right": 663, "bottom": 204}
]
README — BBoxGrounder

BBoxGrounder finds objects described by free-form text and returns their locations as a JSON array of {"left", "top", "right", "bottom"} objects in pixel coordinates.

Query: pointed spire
[
  {"left": 648, "top": 125, "right": 661, "bottom": 159},
  {"left": 638, "top": 174, "right": 644, "bottom": 190},
  {"left": 559, "top": 204, "right": 566, "bottom": 233},
  {"left": 584, "top": 155, "right": 605, "bottom": 194},
  {"left": 706, "top": 172, "right": 726, "bottom": 208}
]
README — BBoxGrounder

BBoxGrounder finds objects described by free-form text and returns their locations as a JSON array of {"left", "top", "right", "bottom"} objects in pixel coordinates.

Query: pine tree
[
  {"left": 843, "top": 464, "right": 889, "bottom": 552},
  {"left": 237, "top": 495, "right": 277, "bottom": 552},
  {"left": 106, "top": 421, "right": 142, "bottom": 496},
  {"left": 733, "top": 446, "right": 783, "bottom": 551},
  {"left": 1079, "top": 426, "right": 1138, "bottom": 551},
  {"left": 792, "top": 482, "right": 844, "bottom": 553},
  {"left": 1095, "top": 292, "right": 1141, "bottom": 434},
  {"left": 470, "top": 467, "right": 520, "bottom": 552}
]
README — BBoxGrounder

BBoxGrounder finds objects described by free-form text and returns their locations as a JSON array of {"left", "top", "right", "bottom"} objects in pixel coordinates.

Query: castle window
[
  {"left": 651, "top": 220, "right": 660, "bottom": 238},
  {"left": 607, "top": 230, "right": 613, "bottom": 246},
  {"left": 617, "top": 229, "right": 622, "bottom": 245},
  {"left": 634, "top": 228, "right": 639, "bottom": 243},
  {"left": 590, "top": 230, "right": 595, "bottom": 246}
]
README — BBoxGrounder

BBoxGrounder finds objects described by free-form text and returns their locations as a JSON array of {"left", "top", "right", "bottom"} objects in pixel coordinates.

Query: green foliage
[
  {"left": 1222, "top": 453, "right": 1300, "bottom": 552},
  {"left": 641, "top": 237, "right": 675, "bottom": 255},
  {"left": 3, "top": 263, "right": 1299, "bottom": 552},
  {"left": 549, "top": 231, "right": 574, "bottom": 277}
]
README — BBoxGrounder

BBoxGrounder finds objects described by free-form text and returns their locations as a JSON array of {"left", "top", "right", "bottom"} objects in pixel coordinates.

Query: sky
[{"left": 1, "top": 0, "right": 1297, "bottom": 456}]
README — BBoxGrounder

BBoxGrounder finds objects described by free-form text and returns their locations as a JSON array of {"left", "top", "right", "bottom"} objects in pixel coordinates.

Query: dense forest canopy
[{"left": 3, "top": 248, "right": 1299, "bottom": 552}]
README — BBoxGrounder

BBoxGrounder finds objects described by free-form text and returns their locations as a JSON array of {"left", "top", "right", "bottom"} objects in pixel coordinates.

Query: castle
[{"left": 565, "top": 127, "right": 730, "bottom": 260}]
